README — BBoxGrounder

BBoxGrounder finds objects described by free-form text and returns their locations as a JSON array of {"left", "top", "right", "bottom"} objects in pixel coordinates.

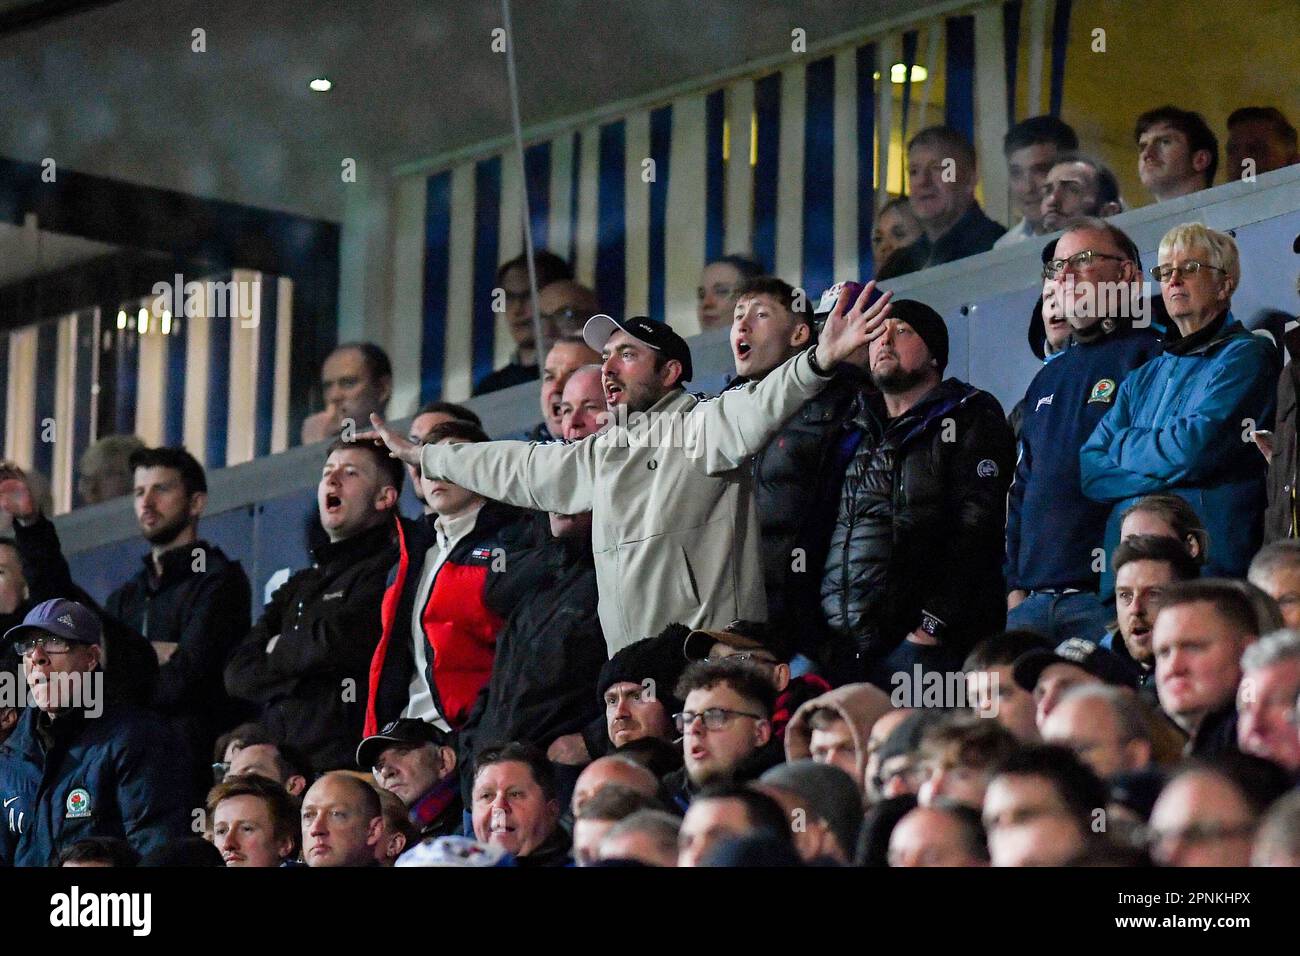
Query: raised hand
[
  {"left": 815, "top": 280, "right": 893, "bottom": 369},
  {"left": 361, "top": 413, "right": 422, "bottom": 466},
  {"left": 0, "top": 462, "right": 38, "bottom": 523}
]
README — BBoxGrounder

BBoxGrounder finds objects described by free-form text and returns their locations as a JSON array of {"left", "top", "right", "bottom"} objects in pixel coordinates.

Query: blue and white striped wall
[
  {"left": 394, "top": 0, "right": 1077, "bottom": 406},
  {"left": 2, "top": 270, "right": 295, "bottom": 512}
]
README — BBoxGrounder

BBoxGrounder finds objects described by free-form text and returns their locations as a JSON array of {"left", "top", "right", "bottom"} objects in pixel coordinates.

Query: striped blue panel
[
  {"left": 421, "top": 170, "right": 453, "bottom": 404},
  {"left": 944, "top": 16, "right": 976, "bottom": 143},
  {"left": 648, "top": 104, "right": 673, "bottom": 321},
  {"left": 752, "top": 72, "right": 782, "bottom": 272},
  {"left": 595, "top": 120, "right": 626, "bottom": 316},
  {"left": 1003, "top": 0, "right": 1022, "bottom": 123},
  {"left": 1049, "top": 0, "right": 1074, "bottom": 118},
  {"left": 802, "top": 56, "right": 836, "bottom": 299},
  {"left": 75, "top": 310, "right": 98, "bottom": 458},
  {"left": 32, "top": 320, "right": 57, "bottom": 480},
  {"left": 113, "top": 327, "right": 138, "bottom": 437},
  {"left": 472, "top": 156, "right": 503, "bottom": 389},
  {"left": 900, "top": 30, "right": 919, "bottom": 143},
  {"left": 164, "top": 310, "right": 186, "bottom": 448},
  {"left": 205, "top": 280, "right": 231, "bottom": 469},
  {"left": 568, "top": 131, "right": 582, "bottom": 267},
  {"left": 856, "top": 44, "right": 877, "bottom": 278},
  {"left": 254, "top": 278, "right": 277, "bottom": 457},
  {"left": 524, "top": 141, "right": 551, "bottom": 253},
  {"left": 704, "top": 89, "right": 726, "bottom": 263}
]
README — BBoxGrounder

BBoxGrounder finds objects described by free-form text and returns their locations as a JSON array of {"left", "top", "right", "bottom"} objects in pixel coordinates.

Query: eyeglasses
[
  {"left": 1042, "top": 250, "right": 1129, "bottom": 280},
  {"left": 1143, "top": 820, "right": 1256, "bottom": 849},
  {"left": 673, "top": 707, "right": 763, "bottom": 732},
  {"left": 540, "top": 307, "right": 583, "bottom": 325},
  {"left": 13, "top": 635, "right": 75, "bottom": 656},
  {"left": 1149, "top": 260, "right": 1226, "bottom": 282}
]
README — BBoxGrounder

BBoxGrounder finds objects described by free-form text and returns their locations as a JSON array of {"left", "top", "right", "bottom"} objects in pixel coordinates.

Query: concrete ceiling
[
  {"left": 0, "top": 0, "right": 926, "bottom": 221},
  {"left": 0, "top": 220, "right": 120, "bottom": 285}
]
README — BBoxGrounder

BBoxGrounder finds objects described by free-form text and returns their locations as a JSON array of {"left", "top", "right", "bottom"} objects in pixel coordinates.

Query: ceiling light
[
  {"left": 872, "top": 64, "right": 929, "bottom": 84},
  {"left": 137, "top": 308, "right": 148, "bottom": 334},
  {"left": 116, "top": 309, "right": 127, "bottom": 330},
  {"left": 309, "top": 77, "right": 332, "bottom": 92}
]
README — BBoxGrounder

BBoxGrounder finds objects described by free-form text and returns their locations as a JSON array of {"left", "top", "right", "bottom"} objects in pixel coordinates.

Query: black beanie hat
[
  {"left": 887, "top": 299, "right": 949, "bottom": 373},
  {"left": 597, "top": 622, "right": 691, "bottom": 715}
]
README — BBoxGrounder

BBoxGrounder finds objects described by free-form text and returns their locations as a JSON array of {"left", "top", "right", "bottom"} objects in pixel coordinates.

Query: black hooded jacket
[
  {"left": 821, "top": 378, "right": 1015, "bottom": 674},
  {"left": 459, "top": 530, "right": 605, "bottom": 763}
]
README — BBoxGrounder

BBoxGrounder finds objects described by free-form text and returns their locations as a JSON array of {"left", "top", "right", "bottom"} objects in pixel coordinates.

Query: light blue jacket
[{"left": 1080, "top": 312, "right": 1277, "bottom": 581}]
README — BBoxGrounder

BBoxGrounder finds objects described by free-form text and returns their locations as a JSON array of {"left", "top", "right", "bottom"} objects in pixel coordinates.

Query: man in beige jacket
[{"left": 369, "top": 284, "right": 891, "bottom": 657}]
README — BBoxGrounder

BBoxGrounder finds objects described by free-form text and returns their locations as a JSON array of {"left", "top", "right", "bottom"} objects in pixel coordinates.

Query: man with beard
[
  {"left": 1101, "top": 535, "right": 1200, "bottom": 696},
  {"left": 1, "top": 448, "right": 250, "bottom": 788},
  {"left": 821, "top": 300, "right": 1015, "bottom": 685},
  {"left": 367, "top": 286, "right": 893, "bottom": 655}
]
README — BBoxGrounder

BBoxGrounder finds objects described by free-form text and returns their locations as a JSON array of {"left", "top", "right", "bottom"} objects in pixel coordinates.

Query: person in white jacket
[{"left": 367, "top": 284, "right": 892, "bottom": 657}]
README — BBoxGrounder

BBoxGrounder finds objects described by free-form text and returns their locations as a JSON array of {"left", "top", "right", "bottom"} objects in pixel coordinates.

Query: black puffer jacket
[
  {"left": 459, "top": 531, "right": 604, "bottom": 764},
  {"left": 224, "top": 520, "right": 397, "bottom": 773},
  {"left": 821, "top": 378, "right": 1015, "bottom": 673},
  {"left": 727, "top": 369, "right": 863, "bottom": 650}
]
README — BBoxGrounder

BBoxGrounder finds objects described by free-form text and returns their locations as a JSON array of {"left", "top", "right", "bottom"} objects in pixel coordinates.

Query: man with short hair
[
  {"left": 598, "top": 809, "right": 681, "bottom": 867},
  {"left": 531, "top": 334, "right": 601, "bottom": 441},
  {"left": 888, "top": 804, "right": 989, "bottom": 866},
  {"left": 982, "top": 744, "right": 1110, "bottom": 866},
  {"left": 357, "top": 718, "right": 461, "bottom": 841},
  {"left": 880, "top": 125, "right": 1006, "bottom": 278},
  {"left": 1237, "top": 629, "right": 1300, "bottom": 772},
  {"left": 227, "top": 731, "right": 311, "bottom": 797},
  {"left": 1082, "top": 223, "right": 1276, "bottom": 579},
  {"left": 0, "top": 599, "right": 191, "bottom": 866},
  {"left": 995, "top": 115, "right": 1079, "bottom": 247},
  {"left": 370, "top": 290, "right": 893, "bottom": 656},
  {"left": 226, "top": 440, "right": 401, "bottom": 771},
  {"left": 1013, "top": 637, "right": 1143, "bottom": 729},
  {"left": 1152, "top": 580, "right": 1262, "bottom": 756},
  {"left": 1040, "top": 153, "right": 1124, "bottom": 233},
  {"left": 367, "top": 421, "right": 523, "bottom": 735},
  {"left": 1148, "top": 757, "right": 1289, "bottom": 866},
  {"left": 784, "top": 682, "right": 893, "bottom": 796},
  {"left": 459, "top": 372, "right": 605, "bottom": 767},
  {"left": 301, "top": 771, "right": 384, "bottom": 867},
  {"left": 471, "top": 742, "right": 569, "bottom": 865},
  {"left": 1225, "top": 106, "right": 1299, "bottom": 180},
  {"left": 301, "top": 342, "right": 394, "bottom": 444},
  {"left": 1134, "top": 106, "right": 1219, "bottom": 203},
  {"left": 676, "top": 784, "right": 793, "bottom": 867},
  {"left": 1040, "top": 684, "right": 1154, "bottom": 779},
  {"left": 822, "top": 300, "right": 1015, "bottom": 684},
  {"left": 1248, "top": 541, "right": 1300, "bottom": 629},
  {"left": 758, "top": 760, "right": 862, "bottom": 863},
  {"left": 3, "top": 448, "right": 251, "bottom": 780},
  {"left": 664, "top": 660, "right": 780, "bottom": 811},
  {"left": 570, "top": 755, "right": 661, "bottom": 816},
  {"left": 727, "top": 277, "right": 861, "bottom": 643},
  {"left": 962, "top": 631, "right": 1053, "bottom": 742},
  {"left": 537, "top": 279, "right": 601, "bottom": 337},
  {"left": 209, "top": 773, "right": 300, "bottom": 867},
  {"left": 1007, "top": 219, "right": 1162, "bottom": 642},
  {"left": 404, "top": 401, "right": 482, "bottom": 513},
  {"left": 571, "top": 786, "right": 663, "bottom": 866},
  {"left": 474, "top": 252, "right": 575, "bottom": 395},
  {"left": 916, "top": 717, "right": 1020, "bottom": 809},
  {"left": 1103, "top": 535, "right": 1201, "bottom": 688}
]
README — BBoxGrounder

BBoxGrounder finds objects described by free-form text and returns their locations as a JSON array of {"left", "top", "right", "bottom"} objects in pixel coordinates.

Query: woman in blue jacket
[{"left": 1081, "top": 223, "right": 1277, "bottom": 578}]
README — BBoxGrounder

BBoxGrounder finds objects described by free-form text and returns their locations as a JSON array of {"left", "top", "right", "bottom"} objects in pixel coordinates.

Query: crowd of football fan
[{"left": 1, "top": 105, "right": 1299, "bottom": 868}]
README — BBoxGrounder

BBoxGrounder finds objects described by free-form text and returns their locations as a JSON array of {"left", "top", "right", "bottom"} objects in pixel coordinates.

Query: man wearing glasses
[
  {"left": 661, "top": 659, "right": 779, "bottom": 812},
  {"left": 0, "top": 599, "right": 190, "bottom": 867},
  {"left": 1082, "top": 223, "right": 1277, "bottom": 578},
  {"left": 1007, "top": 218, "right": 1162, "bottom": 642}
]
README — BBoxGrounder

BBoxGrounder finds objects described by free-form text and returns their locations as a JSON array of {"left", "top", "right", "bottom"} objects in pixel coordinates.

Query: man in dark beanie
[
  {"left": 821, "top": 300, "right": 1016, "bottom": 687},
  {"left": 547, "top": 623, "right": 690, "bottom": 768}
]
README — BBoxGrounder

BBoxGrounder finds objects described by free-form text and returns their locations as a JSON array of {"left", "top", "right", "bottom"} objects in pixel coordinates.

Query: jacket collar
[
  {"left": 411, "top": 774, "right": 460, "bottom": 831},
  {"left": 310, "top": 518, "right": 394, "bottom": 567},
  {"left": 1164, "top": 309, "right": 1238, "bottom": 357},
  {"left": 140, "top": 539, "right": 219, "bottom": 587},
  {"left": 433, "top": 502, "right": 485, "bottom": 549}
]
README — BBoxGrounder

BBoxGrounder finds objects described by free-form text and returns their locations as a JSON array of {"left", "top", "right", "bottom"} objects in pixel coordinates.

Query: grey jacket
[{"left": 420, "top": 349, "right": 834, "bottom": 654}]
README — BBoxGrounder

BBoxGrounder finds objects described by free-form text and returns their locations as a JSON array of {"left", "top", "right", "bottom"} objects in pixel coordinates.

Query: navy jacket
[
  {"left": 1081, "top": 312, "right": 1277, "bottom": 580},
  {"left": 1007, "top": 319, "right": 1162, "bottom": 592},
  {"left": 0, "top": 702, "right": 191, "bottom": 867}
]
